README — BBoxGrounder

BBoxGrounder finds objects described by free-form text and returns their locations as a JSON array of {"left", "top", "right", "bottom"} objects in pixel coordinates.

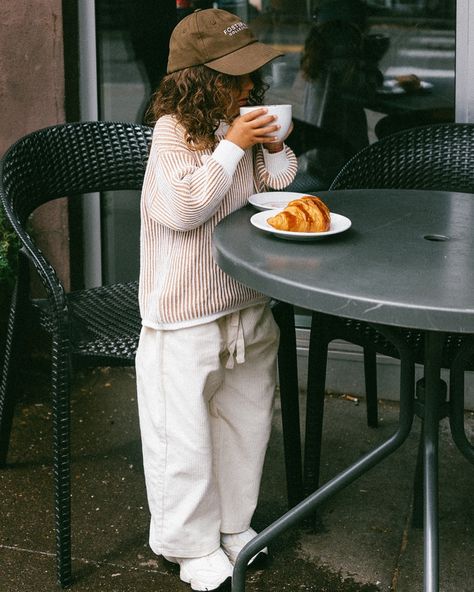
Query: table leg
[
  {"left": 423, "top": 331, "right": 445, "bottom": 592},
  {"left": 231, "top": 341, "right": 416, "bottom": 592}
]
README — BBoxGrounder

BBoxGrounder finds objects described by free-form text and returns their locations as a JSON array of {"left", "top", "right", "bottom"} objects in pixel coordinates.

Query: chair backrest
[
  {"left": 330, "top": 123, "right": 474, "bottom": 193},
  {"left": 0, "top": 121, "right": 152, "bottom": 292},
  {"left": 0, "top": 120, "right": 152, "bottom": 227}
]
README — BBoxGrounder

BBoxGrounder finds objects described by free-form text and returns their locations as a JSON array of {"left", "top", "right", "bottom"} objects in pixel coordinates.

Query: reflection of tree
[
  {"left": 428, "top": 0, "right": 455, "bottom": 18},
  {"left": 193, "top": 0, "right": 214, "bottom": 8},
  {"left": 270, "top": 0, "right": 307, "bottom": 20},
  {"left": 125, "top": 0, "right": 175, "bottom": 93},
  {"left": 124, "top": 0, "right": 176, "bottom": 122}
]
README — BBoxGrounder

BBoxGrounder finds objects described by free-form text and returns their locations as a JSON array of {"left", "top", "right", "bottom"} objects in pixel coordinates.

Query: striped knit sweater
[{"left": 139, "top": 114, "right": 298, "bottom": 329}]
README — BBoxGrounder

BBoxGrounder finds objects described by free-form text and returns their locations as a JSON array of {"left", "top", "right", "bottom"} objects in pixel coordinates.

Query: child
[{"left": 135, "top": 8, "right": 297, "bottom": 592}]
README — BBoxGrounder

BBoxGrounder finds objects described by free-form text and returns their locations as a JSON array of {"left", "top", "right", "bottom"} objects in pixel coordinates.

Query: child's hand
[
  {"left": 225, "top": 108, "right": 280, "bottom": 150},
  {"left": 263, "top": 121, "right": 294, "bottom": 154}
]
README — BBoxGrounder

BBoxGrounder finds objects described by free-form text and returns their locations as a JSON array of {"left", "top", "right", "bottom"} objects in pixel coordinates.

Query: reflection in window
[
  {"left": 249, "top": 1, "right": 455, "bottom": 190},
  {"left": 94, "top": 0, "right": 455, "bottom": 281}
]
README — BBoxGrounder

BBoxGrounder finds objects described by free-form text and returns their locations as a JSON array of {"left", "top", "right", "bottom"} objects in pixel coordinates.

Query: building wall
[{"left": 0, "top": 0, "right": 69, "bottom": 290}]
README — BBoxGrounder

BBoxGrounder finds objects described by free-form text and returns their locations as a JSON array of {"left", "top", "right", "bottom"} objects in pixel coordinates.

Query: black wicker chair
[
  {"left": 0, "top": 121, "right": 152, "bottom": 587},
  {"left": 0, "top": 121, "right": 301, "bottom": 586},
  {"left": 302, "top": 123, "right": 474, "bottom": 500}
]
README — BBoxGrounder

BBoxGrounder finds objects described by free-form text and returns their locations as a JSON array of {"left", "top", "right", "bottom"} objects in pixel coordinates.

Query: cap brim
[{"left": 205, "top": 41, "right": 284, "bottom": 76}]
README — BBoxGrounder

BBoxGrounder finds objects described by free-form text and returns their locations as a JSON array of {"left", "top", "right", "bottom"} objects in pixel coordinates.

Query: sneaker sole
[
  {"left": 163, "top": 556, "right": 232, "bottom": 591},
  {"left": 181, "top": 572, "right": 232, "bottom": 591}
]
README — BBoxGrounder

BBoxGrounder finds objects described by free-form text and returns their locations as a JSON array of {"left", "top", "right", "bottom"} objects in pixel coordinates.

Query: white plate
[
  {"left": 248, "top": 191, "right": 309, "bottom": 211},
  {"left": 377, "top": 79, "right": 434, "bottom": 95},
  {"left": 250, "top": 210, "right": 352, "bottom": 241}
]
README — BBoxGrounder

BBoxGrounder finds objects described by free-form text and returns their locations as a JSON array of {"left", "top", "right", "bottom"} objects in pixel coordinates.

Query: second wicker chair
[{"left": 303, "top": 123, "right": 474, "bottom": 497}]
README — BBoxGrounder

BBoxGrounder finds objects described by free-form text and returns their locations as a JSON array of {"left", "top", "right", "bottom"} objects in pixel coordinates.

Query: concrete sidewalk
[{"left": 1, "top": 363, "right": 474, "bottom": 591}]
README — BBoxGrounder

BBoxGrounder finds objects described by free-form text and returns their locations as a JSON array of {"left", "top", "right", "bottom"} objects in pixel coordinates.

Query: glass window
[
  {"left": 94, "top": 0, "right": 455, "bottom": 284},
  {"left": 252, "top": 0, "right": 455, "bottom": 192},
  {"left": 95, "top": 0, "right": 174, "bottom": 283}
]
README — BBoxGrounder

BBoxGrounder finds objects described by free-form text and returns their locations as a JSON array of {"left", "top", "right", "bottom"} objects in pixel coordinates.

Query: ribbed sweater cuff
[
  {"left": 262, "top": 146, "right": 290, "bottom": 175},
  {"left": 212, "top": 139, "right": 245, "bottom": 177}
]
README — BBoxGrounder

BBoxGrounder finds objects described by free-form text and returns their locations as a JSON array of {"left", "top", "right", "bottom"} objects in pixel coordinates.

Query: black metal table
[{"left": 212, "top": 189, "right": 474, "bottom": 592}]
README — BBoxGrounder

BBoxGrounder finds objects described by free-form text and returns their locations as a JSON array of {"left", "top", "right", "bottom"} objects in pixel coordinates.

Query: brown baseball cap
[{"left": 167, "top": 8, "right": 283, "bottom": 76}]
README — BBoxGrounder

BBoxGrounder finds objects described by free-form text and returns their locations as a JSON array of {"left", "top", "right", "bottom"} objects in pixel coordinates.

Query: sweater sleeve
[
  {"left": 143, "top": 117, "right": 245, "bottom": 231},
  {"left": 254, "top": 144, "right": 298, "bottom": 192}
]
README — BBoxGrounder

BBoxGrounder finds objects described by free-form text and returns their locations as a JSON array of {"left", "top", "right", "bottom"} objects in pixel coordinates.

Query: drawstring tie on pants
[{"left": 225, "top": 310, "right": 245, "bottom": 369}]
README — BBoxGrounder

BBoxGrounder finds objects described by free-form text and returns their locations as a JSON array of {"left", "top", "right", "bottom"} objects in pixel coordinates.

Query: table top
[{"left": 212, "top": 189, "right": 474, "bottom": 334}]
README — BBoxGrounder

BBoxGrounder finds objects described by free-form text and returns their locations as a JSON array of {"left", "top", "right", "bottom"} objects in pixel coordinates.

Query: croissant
[
  {"left": 267, "top": 196, "right": 331, "bottom": 233},
  {"left": 395, "top": 74, "right": 421, "bottom": 91}
]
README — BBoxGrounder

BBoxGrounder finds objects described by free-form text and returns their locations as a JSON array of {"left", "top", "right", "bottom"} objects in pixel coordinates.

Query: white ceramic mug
[{"left": 239, "top": 104, "right": 292, "bottom": 143}]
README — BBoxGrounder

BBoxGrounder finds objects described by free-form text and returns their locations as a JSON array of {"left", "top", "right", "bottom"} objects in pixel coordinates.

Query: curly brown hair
[{"left": 146, "top": 66, "right": 268, "bottom": 150}]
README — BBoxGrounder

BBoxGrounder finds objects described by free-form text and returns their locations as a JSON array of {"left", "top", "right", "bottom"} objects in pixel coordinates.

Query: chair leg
[
  {"left": 50, "top": 335, "right": 73, "bottom": 588},
  {"left": 272, "top": 301, "right": 303, "bottom": 508},
  {"left": 303, "top": 313, "right": 330, "bottom": 497},
  {"left": 0, "top": 289, "right": 20, "bottom": 466},
  {"left": 363, "top": 347, "right": 379, "bottom": 428},
  {"left": 0, "top": 266, "right": 30, "bottom": 466},
  {"left": 1, "top": 265, "right": 73, "bottom": 586}
]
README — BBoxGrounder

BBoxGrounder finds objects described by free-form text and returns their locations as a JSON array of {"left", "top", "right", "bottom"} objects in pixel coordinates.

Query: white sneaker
[
  {"left": 163, "top": 548, "right": 233, "bottom": 591},
  {"left": 221, "top": 527, "right": 268, "bottom": 566}
]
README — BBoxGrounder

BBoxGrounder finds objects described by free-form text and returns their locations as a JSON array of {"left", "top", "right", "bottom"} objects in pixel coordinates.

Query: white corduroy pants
[{"left": 135, "top": 303, "right": 279, "bottom": 558}]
